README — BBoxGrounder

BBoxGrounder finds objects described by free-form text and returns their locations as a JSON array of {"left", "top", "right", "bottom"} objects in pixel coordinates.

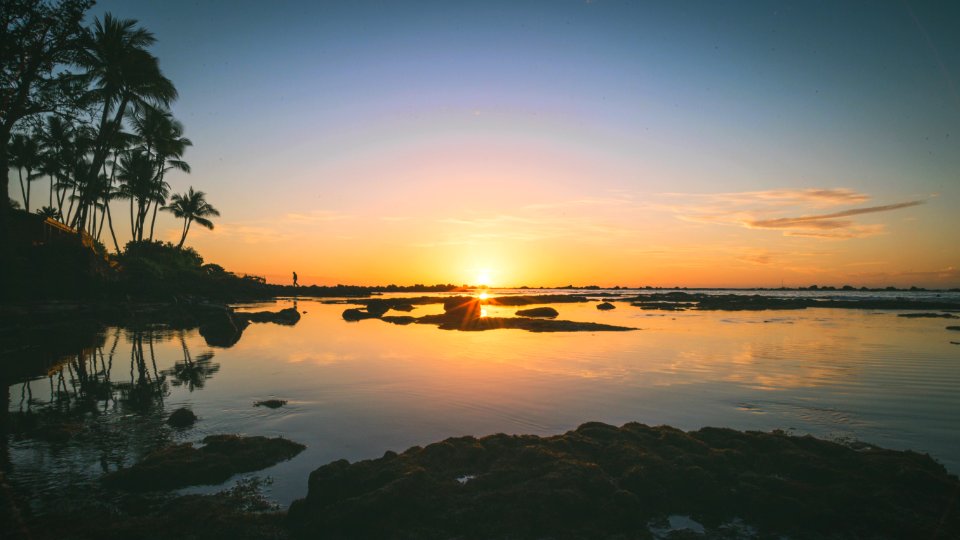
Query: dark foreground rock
[
  {"left": 515, "top": 307, "right": 559, "bottom": 318},
  {"left": 102, "top": 435, "right": 305, "bottom": 491},
  {"left": 166, "top": 407, "right": 197, "bottom": 428},
  {"left": 288, "top": 422, "right": 960, "bottom": 539},
  {"left": 596, "top": 301, "right": 616, "bottom": 310}
]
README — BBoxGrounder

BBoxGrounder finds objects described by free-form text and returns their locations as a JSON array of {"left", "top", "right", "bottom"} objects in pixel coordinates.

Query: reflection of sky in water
[{"left": 7, "top": 297, "right": 960, "bottom": 507}]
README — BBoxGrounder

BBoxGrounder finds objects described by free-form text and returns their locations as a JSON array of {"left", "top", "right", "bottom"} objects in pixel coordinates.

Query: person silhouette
[{"left": 293, "top": 271, "right": 298, "bottom": 287}]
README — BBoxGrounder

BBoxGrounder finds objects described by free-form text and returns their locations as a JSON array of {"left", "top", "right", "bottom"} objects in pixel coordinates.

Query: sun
[{"left": 475, "top": 269, "right": 492, "bottom": 287}]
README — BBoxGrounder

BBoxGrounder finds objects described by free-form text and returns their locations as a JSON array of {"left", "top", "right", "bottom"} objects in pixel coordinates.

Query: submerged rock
[
  {"left": 103, "top": 435, "right": 305, "bottom": 492},
  {"left": 596, "top": 302, "right": 616, "bottom": 310},
  {"left": 288, "top": 422, "right": 960, "bottom": 539},
  {"left": 515, "top": 307, "right": 559, "bottom": 318},
  {"left": 167, "top": 407, "right": 197, "bottom": 428},
  {"left": 254, "top": 399, "right": 287, "bottom": 409}
]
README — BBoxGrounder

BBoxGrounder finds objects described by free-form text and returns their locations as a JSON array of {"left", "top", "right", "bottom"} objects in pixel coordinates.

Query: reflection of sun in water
[{"left": 480, "top": 307, "right": 488, "bottom": 317}]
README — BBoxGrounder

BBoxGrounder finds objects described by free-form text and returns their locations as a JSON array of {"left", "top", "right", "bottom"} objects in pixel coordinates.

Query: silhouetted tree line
[{"left": 2, "top": 0, "right": 217, "bottom": 250}]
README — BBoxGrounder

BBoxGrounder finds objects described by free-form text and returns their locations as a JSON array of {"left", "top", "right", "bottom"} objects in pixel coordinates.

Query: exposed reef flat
[
  {"left": 288, "top": 422, "right": 960, "bottom": 539},
  {"left": 624, "top": 292, "right": 960, "bottom": 311},
  {"left": 343, "top": 297, "right": 633, "bottom": 332},
  {"left": 102, "top": 435, "right": 305, "bottom": 492}
]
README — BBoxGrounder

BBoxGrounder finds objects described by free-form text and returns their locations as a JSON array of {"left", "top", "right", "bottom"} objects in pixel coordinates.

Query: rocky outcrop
[
  {"left": 596, "top": 302, "right": 616, "bottom": 310},
  {"left": 103, "top": 435, "right": 305, "bottom": 492},
  {"left": 515, "top": 307, "right": 559, "bottom": 318},
  {"left": 288, "top": 422, "right": 960, "bottom": 539},
  {"left": 167, "top": 408, "right": 197, "bottom": 428}
]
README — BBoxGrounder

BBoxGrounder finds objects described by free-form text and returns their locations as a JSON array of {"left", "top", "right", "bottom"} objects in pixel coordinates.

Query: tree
[
  {"left": 163, "top": 187, "right": 219, "bottom": 249},
  {"left": 71, "top": 13, "right": 177, "bottom": 232},
  {"left": 0, "top": 0, "right": 92, "bottom": 234},
  {"left": 132, "top": 106, "right": 191, "bottom": 241},
  {"left": 8, "top": 131, "right": 42, "bottom": 212}
]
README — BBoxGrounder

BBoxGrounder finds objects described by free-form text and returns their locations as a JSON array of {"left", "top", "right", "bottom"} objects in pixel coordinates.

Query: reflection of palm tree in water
[{"left": 162, "top": 331, "right": 219, "bottom": 392}]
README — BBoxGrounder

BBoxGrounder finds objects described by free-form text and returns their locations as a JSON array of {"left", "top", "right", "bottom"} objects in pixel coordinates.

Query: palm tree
[
  {"left": 36, "top": 206, "right": 59, "bottom": 219},
  {"left": 8, "top": 132, "right": 42, "bottom": 212},
  {"left": 114, "top": 149, "right": 155, "bottom": 240},
  {"left": 131, "top": 106, "right": 191, "bottom": 241},
  {"left": 72, "top": 13, "right": 177, "bottom": 232},
  {"left": 162, "top": 187, "right": 219, "bottom": 249}
]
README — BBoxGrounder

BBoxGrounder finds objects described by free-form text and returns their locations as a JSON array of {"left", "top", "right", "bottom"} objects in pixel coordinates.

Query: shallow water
[{"left": 5, "top": 290, "right": 960, "bottom": 508}]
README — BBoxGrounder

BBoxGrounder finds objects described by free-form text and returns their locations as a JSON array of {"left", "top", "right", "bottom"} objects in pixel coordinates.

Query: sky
[{"left": 27, "top": 0, "right": 960, "bottom": 287}]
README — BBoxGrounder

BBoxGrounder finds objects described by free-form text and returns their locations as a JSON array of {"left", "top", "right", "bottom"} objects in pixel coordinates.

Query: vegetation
[{"left": 2, "top": 1, "right": 221, "bottom": 300}]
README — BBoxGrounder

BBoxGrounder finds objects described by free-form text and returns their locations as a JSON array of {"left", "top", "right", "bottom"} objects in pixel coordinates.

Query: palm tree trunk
[
  {"left": 106, "top": 200, "right": 121, "bottom": 253},
  {"left": 148, "top": 200, "right": 160, "bottom": 241},
  {"left": 129, "top": 198, "right": 136, "bottom": 239},
  {"left": 48, "top": 177, "right": 53, "bottom": 209},
  {"left": 25, "top": 168, "right": 32, "bottom": 212},
  {"left": 177, "top": 218, "right": 191, "bottom": 249},
  {"left": 17, "top": 169, "right": 25, "bottom": 209}
]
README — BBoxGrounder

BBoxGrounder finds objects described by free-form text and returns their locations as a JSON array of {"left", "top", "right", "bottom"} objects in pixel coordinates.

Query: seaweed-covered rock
[
  {"left": 254, "top": 399, "right": 287, "bottom": 409},
  {"left": 288, "top": 422, "right": 960, "bottom": 539},
  {"left": 241, "top": 307, "right": 301, "bottom": 325},
  {"left": 166, "top": 407, "right": 197, "bottom": 428},
  {"left": 103, "top": 435, "right": 305, "bottom": 491},
  {"left": 341, "top": 308, "right": 379, "bottom": 321},
  {"left": 515, "top": 307, "right": 559, "bottom": 318},
  {"left": 596, "top": 301, "right": 616, "bottom": 310}
]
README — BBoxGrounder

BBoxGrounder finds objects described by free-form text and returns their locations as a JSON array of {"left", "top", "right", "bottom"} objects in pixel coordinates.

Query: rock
[
  {"left": 442, "top": 297, "right": 482, "bottom": 322},
  {"left": 515, "top": 307, "right": 559, "bottom": 318},
  {"left": 365, "top": 299, "right": 392, "bottom": 317},
  {"left": 167, "top": 407, "right": 197, "bottom": 428},
  {"left": 948, "top": 326, "right": 960, "bottom": 331},
  {"left": 198, "top": 309, "right": 248, "bottom": 348},
  {"left": 487, "top": 295, "right": 591, "bottom": 306},
  {"left": 288, "top": 423, "right": 960, "bottom": 539},
  {"left": 241, "top": 307, "right": 301, "bottom": 325},
  {"left": 415, "top": 315, "right": 634, "bottom": 333},
  {"left": 898, "top": 312, "right": 959, "bottom": 318},
  {"left": 254, "top": 399, "right": 287, "bottom": 409},
  {"left": 596, "top": 302, "right": 616, "bottom": 310},
  {"left": 342, "top": 308, "right": 379, "bottom": 321},
  {"left": 102, "top": 435, "right": 305, "bottom": 492},
  {"left": 382, "top": 315, "right": 416, "bottom": 325}
]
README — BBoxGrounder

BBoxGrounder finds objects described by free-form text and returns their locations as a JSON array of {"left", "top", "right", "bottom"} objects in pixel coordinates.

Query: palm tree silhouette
[
  {"left": 9, "top": 132, "right": 42, "bottom": 213},
  {"left": 72, "top": 13, "right": 177, "bottom": 232},
  {"left": 163, "top": 187, "right": 219, "bottom": 249}
]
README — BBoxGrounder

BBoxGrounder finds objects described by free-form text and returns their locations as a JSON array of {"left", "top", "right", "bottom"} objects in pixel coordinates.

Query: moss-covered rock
[
  {"left": 103, "top": 435, "right": 305, "bottom": 492},
  {"left": 288, "top": 422, "right": 959, "bottom": 539}
]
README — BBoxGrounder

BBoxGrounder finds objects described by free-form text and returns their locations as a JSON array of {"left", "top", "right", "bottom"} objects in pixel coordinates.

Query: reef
[
  {"left": 344, "top": 297, "right": 634, "bottom": 332},
  {"left": 288, "top": 422, "right": 960, "bottom": 539},
  {"left": 102, "top": 435, "right": 305, "bottom": 492},
  {"left": 514, "top": 307, "right": 559, "bottom": 318},
  {"left": 625, "top": 292, "right": 960, "bottom": 312}
]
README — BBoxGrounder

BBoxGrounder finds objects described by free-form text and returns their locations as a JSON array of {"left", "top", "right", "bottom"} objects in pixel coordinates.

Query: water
[{"left": 4, "top": 290, "right": 960, "bottom": 509}]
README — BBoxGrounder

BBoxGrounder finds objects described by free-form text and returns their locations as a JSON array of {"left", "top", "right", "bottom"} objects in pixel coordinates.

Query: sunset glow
[{"left": 10, "top": 1, "right": 959, "bottom": 289}]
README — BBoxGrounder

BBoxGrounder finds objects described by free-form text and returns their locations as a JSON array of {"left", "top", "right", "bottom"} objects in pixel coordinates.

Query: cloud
[
  {"left": 746, "top": 201, "right": 923, "bottom": 230},
  {"left": 662, "top": 188, "right": 923, "bottom": 240}
]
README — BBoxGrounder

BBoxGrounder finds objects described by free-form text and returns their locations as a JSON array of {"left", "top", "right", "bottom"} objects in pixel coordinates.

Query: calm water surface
[{"left": 6, "top": 290, "right": 960, "bottom": 508}]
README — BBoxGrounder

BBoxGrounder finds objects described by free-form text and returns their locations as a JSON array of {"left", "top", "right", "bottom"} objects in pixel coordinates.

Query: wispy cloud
[{"left": 662, "top": 188, "right": 923, "bottom": 240}]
